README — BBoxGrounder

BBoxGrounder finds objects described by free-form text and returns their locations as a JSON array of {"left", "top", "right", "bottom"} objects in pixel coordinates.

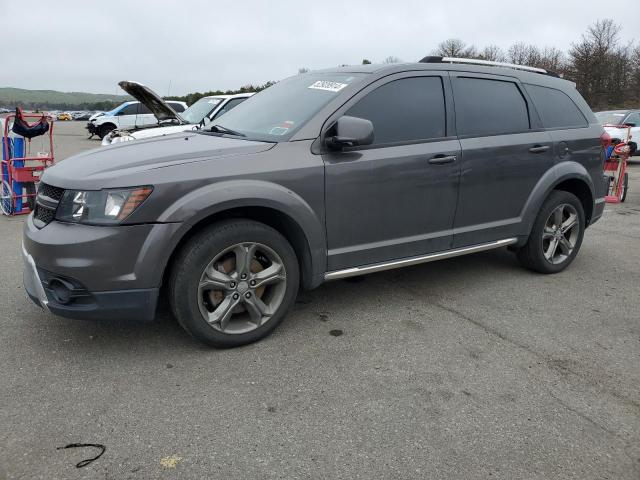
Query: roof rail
[{"left": 419, "top": 56, "right": 560, "bottom": 77}]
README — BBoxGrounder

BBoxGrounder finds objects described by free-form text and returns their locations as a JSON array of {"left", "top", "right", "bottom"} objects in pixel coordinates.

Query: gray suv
[{"left": 23, "top": 57, "right": 608, "bottom": 347}]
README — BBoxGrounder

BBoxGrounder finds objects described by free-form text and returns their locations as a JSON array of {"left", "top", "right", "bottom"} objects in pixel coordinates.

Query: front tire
[
  {"left": 169, "top": 220, "right": 299, "bottom": 348},
  {"left": 98, "top": 123, "right": 116, "bottom": 139},
  {"left": 517, "top": 190, "right": 585, "bottom": 274}
]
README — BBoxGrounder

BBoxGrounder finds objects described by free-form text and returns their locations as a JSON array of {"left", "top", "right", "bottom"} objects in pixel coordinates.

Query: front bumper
[{"left": 23, "top": 215, "right": 182, "bottom": 321}]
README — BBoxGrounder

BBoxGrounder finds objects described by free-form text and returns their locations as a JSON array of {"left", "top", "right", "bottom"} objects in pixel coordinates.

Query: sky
[{"left": 1, "top": 0, "right": 638, "bottom": 96}]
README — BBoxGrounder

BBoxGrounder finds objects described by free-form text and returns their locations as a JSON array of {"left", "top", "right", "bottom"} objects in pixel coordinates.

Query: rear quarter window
[
  {"left": 526, "top": 84, "right": 588, "bottom": 129},
  {"left": 169, "top": 102, "right": 186, "bottom": 113},
  {"left": 453, "top": 77, "right": 530, "bottom": 137}
]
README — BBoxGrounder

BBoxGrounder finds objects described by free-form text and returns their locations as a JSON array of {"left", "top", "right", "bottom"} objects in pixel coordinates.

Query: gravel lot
[{"left": 1, "top": 121, "right": 639, "bottom": 479}]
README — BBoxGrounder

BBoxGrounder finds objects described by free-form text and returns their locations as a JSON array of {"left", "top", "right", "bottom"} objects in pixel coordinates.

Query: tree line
[
  {"left": 9, "top": 19, "right": 636, "bottom": 112},
  {"left": 165, "top": 81, "right": 276, "bottom": 108},
  {"left": 420, "top": 19, "right": 639, "bottom": 110},
  {"left": 164, "top": 19, "right": 640, "bottom": 112}
]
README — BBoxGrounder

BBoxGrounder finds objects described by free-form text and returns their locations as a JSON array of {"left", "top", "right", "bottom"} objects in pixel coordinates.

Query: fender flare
[
  {"left": 519, "top": 161, "right": 595, "bottom": 238},
  {"left": 158, "top": 179, "right": 327, "bottom": 288}
]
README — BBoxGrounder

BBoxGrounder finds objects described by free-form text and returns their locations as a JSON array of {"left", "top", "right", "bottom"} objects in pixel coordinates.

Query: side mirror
[{"left": 325, "top": 116, "right": 374, "bottom": 149}]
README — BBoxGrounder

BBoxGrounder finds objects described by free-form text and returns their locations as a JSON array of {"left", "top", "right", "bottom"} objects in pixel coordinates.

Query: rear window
[
  {"left": 526, "top": 84, "right": 588, "bottom": 129},
  {"left": 453, "top": 77, "right": 530, "bottom": 136}
]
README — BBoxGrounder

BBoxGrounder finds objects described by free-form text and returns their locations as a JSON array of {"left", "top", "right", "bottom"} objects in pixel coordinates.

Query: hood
[
  {"left": 103, "top": 124, "right": 198, "bottom": 145},
  {"left": 42, "top": 132, "right": 275, "bottom": 190},
  {"left": 118, "top": 80, "right": 186, "bottom": 124}
]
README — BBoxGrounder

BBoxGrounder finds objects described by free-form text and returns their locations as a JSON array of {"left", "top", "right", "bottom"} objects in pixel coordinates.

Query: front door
[{"left": 323, "top": 74, "right": 461, "bottom": 271}]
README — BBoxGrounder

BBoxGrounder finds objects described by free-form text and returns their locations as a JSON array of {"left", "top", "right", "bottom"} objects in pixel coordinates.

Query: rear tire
[
  {"left": 169, "top": 219, "right": 299, "bottom": 348},
  {"left": 517, "top": 190, "right": 585, "bottom": 274},
  {"left": 620, "top": 172, "right": 628, "bottom": 202}
]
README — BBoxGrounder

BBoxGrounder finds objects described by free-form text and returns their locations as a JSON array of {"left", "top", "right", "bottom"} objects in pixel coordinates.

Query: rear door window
[
  {"left": 526, "top": 84, "right": 588, "bottom": 129},
  {"left": 453, "top": 77, "right": 530, "bottom": 136},
  {"left": 138, "top": 104, "right": 152, "bottom": 115},
  {"left": 119, "top": 104, "right": 139, "bottom": 115},
  {"left": 344, "top": 76, "right": 446, "bottom": 145}
]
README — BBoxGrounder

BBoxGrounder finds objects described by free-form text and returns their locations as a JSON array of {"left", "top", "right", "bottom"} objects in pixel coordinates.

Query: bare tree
[
  {"left": 479, "top": 45, "right": 506, "bottom": 62},
  {"left": 383, "top": 56, "right": 402, "bottom": 64},
  {"left": 568, "top": 19, "right": 633, "bottom": 109},
  {"left": 433, "top": 39, "right": 476, "bottom": 57},
  {"left": 298, "top": 67, "right": 310, "bottom": 74}
]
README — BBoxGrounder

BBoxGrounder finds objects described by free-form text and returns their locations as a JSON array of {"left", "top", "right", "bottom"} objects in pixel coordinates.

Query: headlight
[{"left": 55, "top": 186, "right": 153, "bottom": 224}]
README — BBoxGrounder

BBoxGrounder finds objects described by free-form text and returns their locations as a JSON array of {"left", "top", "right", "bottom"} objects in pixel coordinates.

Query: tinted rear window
[
  {"left": 345, "top": 76, "right": 446, "bottom": 145},
  {"left": 453, "top": 77, "right": 530, "bottom": 136},
  {"left": 119, "top": 104, "right": 139, "bottom": 115},
  {"left": 526, "top": 84, "right": 588, "bottom": 129}
]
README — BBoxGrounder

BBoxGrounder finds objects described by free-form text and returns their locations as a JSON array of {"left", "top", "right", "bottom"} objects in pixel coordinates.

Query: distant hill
[{"left": 0, "top": 87, "right": 132, "bottom": 110}]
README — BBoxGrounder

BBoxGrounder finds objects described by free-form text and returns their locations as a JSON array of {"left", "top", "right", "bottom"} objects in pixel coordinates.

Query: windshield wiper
[{"left": 209, "top": 124, "right": 246, "bottom": 137}]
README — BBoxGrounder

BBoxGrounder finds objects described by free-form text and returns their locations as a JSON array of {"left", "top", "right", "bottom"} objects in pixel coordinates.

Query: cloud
[{"left": 3, "top": 0, "right": 637, "bottom": 95}]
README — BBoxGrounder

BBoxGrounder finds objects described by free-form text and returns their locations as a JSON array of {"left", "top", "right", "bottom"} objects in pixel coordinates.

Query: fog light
[{"left": 49, "top": 278, "right": 73, "bottom": 305}]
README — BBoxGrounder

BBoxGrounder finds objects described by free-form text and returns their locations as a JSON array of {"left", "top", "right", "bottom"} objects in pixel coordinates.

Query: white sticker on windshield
[{"left": 308, "top": 81, "right": 348, "bottom": 93}]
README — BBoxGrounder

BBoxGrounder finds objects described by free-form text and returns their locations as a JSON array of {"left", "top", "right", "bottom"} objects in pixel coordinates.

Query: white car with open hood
[{"left": 102, "top": 81, "right": 254, "bottom": 145}]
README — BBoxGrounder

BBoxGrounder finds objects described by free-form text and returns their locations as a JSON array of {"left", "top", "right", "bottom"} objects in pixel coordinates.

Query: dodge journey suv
[{"left": 24, "top": 57, "right": 608, "bottom": 347}]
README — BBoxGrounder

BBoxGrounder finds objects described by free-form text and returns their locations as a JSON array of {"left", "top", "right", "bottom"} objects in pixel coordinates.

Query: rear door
[
  {"left": 135, "top": 103, "right": 157, "bottom": 127},
  {"left": 323, "top": 73, "right": 461, "bottom": 270},
  {"left": 450, "top": 73, "right": 554, "bottom": 247}
]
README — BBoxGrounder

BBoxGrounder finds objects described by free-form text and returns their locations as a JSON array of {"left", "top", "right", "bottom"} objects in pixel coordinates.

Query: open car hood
[{"left": 118, "top": 80, "right": 186, "bottom": 124}]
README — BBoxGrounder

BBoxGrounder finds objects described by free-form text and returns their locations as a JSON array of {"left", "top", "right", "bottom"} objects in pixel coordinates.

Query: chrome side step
[{"left": 324, "top": 238, "right": 517, "bottom": 281}]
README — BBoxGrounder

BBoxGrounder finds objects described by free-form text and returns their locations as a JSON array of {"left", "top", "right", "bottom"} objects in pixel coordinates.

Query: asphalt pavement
[{"left": 1, "top": 121, "right": 639, "bottom": 479}]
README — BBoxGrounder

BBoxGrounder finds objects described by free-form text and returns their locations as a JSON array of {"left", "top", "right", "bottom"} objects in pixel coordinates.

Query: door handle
[
  {"left": 428, "top": 155, "right": 457, "bottom": 165},
  {"left": 529, "top": 145, "right": 550, "bottom": 153}
]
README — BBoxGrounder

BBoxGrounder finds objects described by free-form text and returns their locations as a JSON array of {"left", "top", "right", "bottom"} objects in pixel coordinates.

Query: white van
[{"left": 87, "top": 97, "right": 187, "bottom": 139}]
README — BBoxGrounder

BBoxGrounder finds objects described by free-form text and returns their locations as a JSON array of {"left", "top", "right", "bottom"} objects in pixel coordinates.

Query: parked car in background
[
  {"left": 72, "top": 111, "right": 93, "bottom": 121},
  {"left": 595, "top": 109, "right": 639, "bottom": 155},
  {"left": 25, "top": 58, "right": 608, "bottom": 348},
  {"left": 103, "top": 81, "right": 253, "bottom": 145},
  {"left": 87, "top": 98, "right": 187, "bottom": 139},
  {"left": 57, "top": 112, "right": 73, "bottom": 121}
]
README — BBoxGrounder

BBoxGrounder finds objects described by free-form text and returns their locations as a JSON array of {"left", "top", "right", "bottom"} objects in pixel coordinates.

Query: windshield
[
  {"left": 181, "top": 97, "right": 223, "bottom": 124},
  {"left": 203, "top": 73, "right": 365, "bottom": 141},
  {"left": 595, "top": 111, "right": 627, "bottom": 125}
]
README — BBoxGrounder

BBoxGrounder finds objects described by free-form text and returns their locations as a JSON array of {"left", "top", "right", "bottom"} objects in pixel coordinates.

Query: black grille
[
  {"left": 34, "top": 204, "right": 56, "bottom": 225},
  {"left": 37, "top": 183, "right": 64, "bottom": 201}
]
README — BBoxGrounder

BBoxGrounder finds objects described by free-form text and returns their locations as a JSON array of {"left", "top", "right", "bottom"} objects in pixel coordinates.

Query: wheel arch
[
  {"left": 159, "top": 180, "right": 326, "bottom": 292},
  {"left": 520, "top": 162, "right": 595, "bottom": 241}
]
